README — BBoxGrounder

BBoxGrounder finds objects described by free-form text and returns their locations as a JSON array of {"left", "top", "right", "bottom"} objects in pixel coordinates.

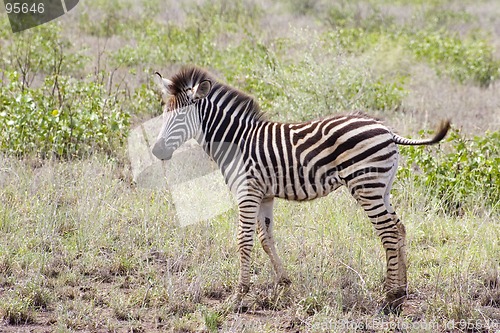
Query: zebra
[{"left": 151, "top": 66, "right": 450, "bottom": 313}]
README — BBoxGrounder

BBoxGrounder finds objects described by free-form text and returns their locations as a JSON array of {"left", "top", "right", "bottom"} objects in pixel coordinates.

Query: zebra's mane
[
  {"left": 169, "top": 66, "right": 215, "bottom": 96},
  {"left": 170, "top": 66, "right": 266, "bottom": 121}
]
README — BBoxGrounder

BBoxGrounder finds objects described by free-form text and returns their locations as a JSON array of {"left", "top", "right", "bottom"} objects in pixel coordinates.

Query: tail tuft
[
  {"left": 431, "top": 120, "right": 451, "bottom": 144},
  {"left": 393, "top": 120, "right": 451, "bottom": 146}
]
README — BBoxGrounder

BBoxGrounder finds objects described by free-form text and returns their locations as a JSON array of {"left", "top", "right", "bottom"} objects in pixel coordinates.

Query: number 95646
[{"left": 5, "top": 2, "right": 45, "bottom": 14}]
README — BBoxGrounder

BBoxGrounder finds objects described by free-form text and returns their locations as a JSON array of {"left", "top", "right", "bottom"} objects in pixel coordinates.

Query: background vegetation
[{"left": 0, "top": 0, "right": 498, "bottom": 332}]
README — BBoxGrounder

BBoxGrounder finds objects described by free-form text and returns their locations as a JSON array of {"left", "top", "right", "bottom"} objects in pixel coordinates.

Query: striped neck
[{"left": 196, "top": 83, "right": 266, "bottom": 170}]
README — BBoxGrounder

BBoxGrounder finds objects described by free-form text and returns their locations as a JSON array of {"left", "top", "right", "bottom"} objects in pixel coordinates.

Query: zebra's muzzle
[{"left": 152, "top": 140, "right": 174, "bottom": 161}]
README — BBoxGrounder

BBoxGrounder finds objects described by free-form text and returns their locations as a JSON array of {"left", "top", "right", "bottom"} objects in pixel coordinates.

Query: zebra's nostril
[{"left": 152, "top": 141, "right": 173, "bottom": 160}]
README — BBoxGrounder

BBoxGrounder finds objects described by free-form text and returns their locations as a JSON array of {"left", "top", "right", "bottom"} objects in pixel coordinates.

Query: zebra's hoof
[
  {"left": 381, "top": 290, "right": 406, "bottom": 315},
  {"left": 234, "top": 301, "right": 250, "bottom": 313},
  {"left": 220, "top": 291, "right": 251, "bottom": 313},
  {"left": 278, "top": 277, "right": 292, "bottom": 286},
  {"left": 228, "top": 297, "right": 250, "bottom": 313}
]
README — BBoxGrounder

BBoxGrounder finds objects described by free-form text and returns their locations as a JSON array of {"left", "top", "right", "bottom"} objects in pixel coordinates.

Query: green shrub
[
  {"left": 0, "top": 71, "right": 130, "bottom": 158},
  {"left": 327, "top": 26, "right": 500, "bottom": 87},
  {"left": 326, "top": 2, "right": 394, "bottom": 32},
  {"left": 1, "top": 24, "right": 87, "bottom": 87},
  {"left": 127, "top": 82, "right": 163, "bottom": 123},
  {"left": 0, "top": 22, "right": 131, "bottom": 160},
  {"left": 399, "top": 129, "right": 500, "bottom": 213},
  {"left": 407, "top": 30, "right": 500, "bottom": 87},
  {"left": 318, "top": 1, "right": 499, "bottom": 87},
  {"left": 78, "top": 0, "right": 134, "bottom": 37},
  {"left": 253, "top": 33, "right": 408, "bottom": 121},
  {"left": 335, "top": 28, "right": 385, "bottom": 54},
  {"left": 422, "top": 7, "right": 475, "bottom": 29}
]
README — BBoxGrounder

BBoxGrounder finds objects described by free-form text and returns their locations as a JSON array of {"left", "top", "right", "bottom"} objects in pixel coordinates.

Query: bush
[
  {"left": 320, "top": 1, "right": 500, "bottom": 87},
  {"left": 251, "top": 31, "right": 408, "bottom": 121},
  {"left": 407, "top": 30, "right": 500, "bottom": 87},
  {"left": 0, "top": 71, "right": 130, "bottom": 159},
  {"left": 399, "top": 129, "right": 500, "bottom": 213},
  {"left": 78, "top": 0, "right": 135, "bottom": 37},
  {"left": 1, "top": 24, "right": 87, "bottom": 88}
]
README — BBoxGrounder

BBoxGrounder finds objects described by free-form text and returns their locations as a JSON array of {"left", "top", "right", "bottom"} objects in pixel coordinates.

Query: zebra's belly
[{"left": 266, "top": 172, "right": 343, "bottom": 201}]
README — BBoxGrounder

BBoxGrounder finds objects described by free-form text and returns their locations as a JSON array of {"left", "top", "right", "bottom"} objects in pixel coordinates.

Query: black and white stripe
[{"left": 152, "top": 66, "right": 450, "bottom": 312}]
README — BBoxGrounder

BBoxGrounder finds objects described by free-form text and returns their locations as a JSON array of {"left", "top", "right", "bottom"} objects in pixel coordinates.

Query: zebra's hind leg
[
  {"left": 382, "top": 158, "right": 408, "bottom": 313},
  {"left": 257, "top": 198, "right": 290, "bottom": 286},
  {"left": 351, "top": 185, "right": 407, "bottom": 314},
  {"left": 379, "top": 210, "right": 407, "bottom": 314}
]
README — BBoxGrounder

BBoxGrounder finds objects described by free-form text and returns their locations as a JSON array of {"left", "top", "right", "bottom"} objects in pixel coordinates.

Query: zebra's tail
[{"left": 393, "top": 120, "right": 451, "bottom": 146}]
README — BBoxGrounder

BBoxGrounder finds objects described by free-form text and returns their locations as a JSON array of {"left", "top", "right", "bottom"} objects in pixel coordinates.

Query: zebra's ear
[
  {"left": 193, "top": 79, "right": 212, "bottom": 100},
  {"left": 153, "top": 72, "right": 173, "bottom": 100}
]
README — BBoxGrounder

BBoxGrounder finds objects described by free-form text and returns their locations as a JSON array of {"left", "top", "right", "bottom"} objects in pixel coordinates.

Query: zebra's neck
[{"left": 197, "top": 86, "right": 266, "bottom": 179}]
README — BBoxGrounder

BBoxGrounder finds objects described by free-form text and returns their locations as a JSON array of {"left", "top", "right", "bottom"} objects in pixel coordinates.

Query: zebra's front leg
[
  {"left": 257, "top": 198, "right": 290, "bottom": 286},
  {"left": 230, "top": 197, "right": 261, "bottom": 311}
]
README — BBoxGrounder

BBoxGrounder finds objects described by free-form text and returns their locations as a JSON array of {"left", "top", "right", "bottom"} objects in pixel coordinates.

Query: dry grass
[
  {"left": 402, "top": 63, "right": 500, "bottom": 133},
  {"left": 0, "top": 156, "right": 498, "bottom": 332}
]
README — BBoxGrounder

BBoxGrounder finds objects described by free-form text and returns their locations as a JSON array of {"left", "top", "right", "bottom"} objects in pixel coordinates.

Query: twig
[{"left": 339, "top": 260, "right": 372, "bottom": 301}]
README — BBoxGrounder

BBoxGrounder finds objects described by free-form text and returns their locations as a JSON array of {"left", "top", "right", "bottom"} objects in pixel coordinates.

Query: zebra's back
[{"left": 248, "top": 114, "right": 398, "bottom": 201}]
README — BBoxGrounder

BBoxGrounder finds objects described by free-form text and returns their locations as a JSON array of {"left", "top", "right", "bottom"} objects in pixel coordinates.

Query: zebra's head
[{"left": 152, "top": 69, "right": 213, "bottom": 160}]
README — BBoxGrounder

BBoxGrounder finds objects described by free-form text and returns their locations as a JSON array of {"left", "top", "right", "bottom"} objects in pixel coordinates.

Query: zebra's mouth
[{"left": 152, "top": 141, "right": 174, "bottom": 161}]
